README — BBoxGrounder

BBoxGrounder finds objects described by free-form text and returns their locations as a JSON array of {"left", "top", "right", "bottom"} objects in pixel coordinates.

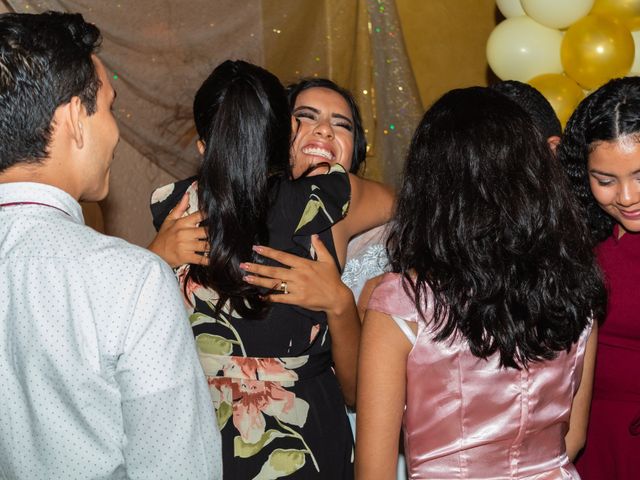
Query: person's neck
[{"left": 0, "top": 162, "right": 79, "bottom": 199}]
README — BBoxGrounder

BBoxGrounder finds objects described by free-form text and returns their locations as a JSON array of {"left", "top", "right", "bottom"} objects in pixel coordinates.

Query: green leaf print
[
  {"left": 196, "top": 333, "right": 234, "bottom": 355},
  {"left": 294, "top": 194, "right": 335, "bottom": 233},
  {"left": 295, "top": 198, "right": 323, "bottom": 233},
  {"left": 189, "top": 312, "right": 216, "bottom": 327},
  {"left": 234, "top": 429, "right": 287, "bottom": 458},
  {"left": 253, "top": 448, "right": 307, "bottom": 480},
  {"left": 217, "top": 401, "right": 233, "bottom": 430}
]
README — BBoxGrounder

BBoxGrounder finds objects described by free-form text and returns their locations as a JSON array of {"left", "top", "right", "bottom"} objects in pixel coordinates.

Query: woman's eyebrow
[
  {"left": 587, "top": 168, "right": 640, "bottom": 177},
  {"left": 589, "top": 169, "right": 616, "bottom": 177},
  {"left": 293, "top": 105, "right": 319, "bottom": 114},
  {"left": 293, "top": 105, "right": 353, "bottom": 124}
]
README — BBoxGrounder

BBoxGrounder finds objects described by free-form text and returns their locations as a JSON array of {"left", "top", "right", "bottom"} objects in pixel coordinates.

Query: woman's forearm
[{"left": 326, "top": 284, "right": 361, "bottom": 406}]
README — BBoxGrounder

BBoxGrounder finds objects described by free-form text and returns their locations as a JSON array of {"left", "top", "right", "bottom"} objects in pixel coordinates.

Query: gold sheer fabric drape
[{"left": 4, "top": 0, "right": 422, "bottom": 245}]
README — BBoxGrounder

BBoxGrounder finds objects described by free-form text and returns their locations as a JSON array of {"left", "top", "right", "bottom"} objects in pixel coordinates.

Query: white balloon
[
  {"left": 496, "top": 0, "right": 525, "bottom": 18},
  {"left": 521, "top": 0, "right": 595, "bottom": 29},
  {"left": 486, "top": 17, "right": 564, "bottom": 82},
  {"left": 631, "top": 30, "right": 640, "bottom": 75}
]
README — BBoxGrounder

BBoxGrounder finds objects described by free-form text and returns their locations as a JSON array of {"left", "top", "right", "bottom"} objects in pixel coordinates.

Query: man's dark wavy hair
[
  {"left": 287, "top": 78, "right": 366, "bottom": 174},
  {"left": 186, "top": 60, "right": 290, "bottom": 318},
  {"left": 491, "top": 80, "right": 562, "bottom": 140},
  {"left": 0, "top": 11, "right": 101, "bottom": 172},
  {"left": 387, "top": 86, "right": 606, "bottom": 369},
  {"left": 558, "top": 76, "right": 640, "bottom": 246}
]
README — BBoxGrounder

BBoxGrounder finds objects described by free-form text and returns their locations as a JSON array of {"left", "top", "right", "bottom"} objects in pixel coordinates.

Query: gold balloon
[
  {"left": 561, "top": 15, "right": 634, "bottom": 90},
  {"left": 528, "top": 74, "right": 585, "bottom": 128},
  {"left": 591, "top": 0, "right": 640, "bottom": 31}
]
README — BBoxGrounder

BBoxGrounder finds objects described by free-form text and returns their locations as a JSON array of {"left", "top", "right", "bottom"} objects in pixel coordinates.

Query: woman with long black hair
[
  {"left": 150, "top": 60, "right": 389, "bottom": 479},
  {"left": 356, "top": 87, "right": 605, "bottom": 479}
]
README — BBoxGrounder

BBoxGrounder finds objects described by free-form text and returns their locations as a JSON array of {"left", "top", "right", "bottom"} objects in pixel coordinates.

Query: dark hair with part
[
  {"left": 491, "top": 80, "right": 562, "bottom": 140},
  {"left": 387, "top": 86, "right": 606, "bottom": 369},
  {"left": 186, "top": 60, "right": 290, "bottom": 318},
  {"left": 287, "top": 78, "right": 366, "bottom": 174},
  {"left": 0, "top": 11, "right": 101, "bottom": 173},
  {"left": 558, "top": 77, "right": 640, "bottom": 245}
]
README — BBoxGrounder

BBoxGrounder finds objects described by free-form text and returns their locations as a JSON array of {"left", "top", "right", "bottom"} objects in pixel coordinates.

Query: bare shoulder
[{"left": 357, "top": 273, "right": 388, "bottom": 321}]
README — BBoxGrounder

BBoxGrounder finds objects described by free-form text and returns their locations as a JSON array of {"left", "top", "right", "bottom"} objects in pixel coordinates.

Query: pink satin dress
[{"left": 368, "top": 273, "right": 592, "bottom": 480}]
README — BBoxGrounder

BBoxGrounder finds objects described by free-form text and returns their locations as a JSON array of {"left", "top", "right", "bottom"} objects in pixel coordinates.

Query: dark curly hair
[
  {"left": 558, "top": 77, "right": 640, "bottom": 245},
  {"left": 387, "top": 87, "right": 606, "bottom": 369},
  {"left": 0, "top": 11, "right": 101, "bottom": 172},
  {"left": 185, "top": 60, "right": 290, "bottom": 318},
  {"left": 287, "top": 78, "right": 366, "bottom": 174}
]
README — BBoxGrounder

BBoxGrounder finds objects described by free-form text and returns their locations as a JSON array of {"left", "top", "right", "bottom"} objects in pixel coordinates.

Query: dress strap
[{"left": 391, "top": 315, "right": 417, "bottom": 344}]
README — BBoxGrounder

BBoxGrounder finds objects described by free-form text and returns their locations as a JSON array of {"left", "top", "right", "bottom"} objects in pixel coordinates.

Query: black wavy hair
[
  {"left": 491, "top": 80, "right": 562, "bottom": 140},
  {"left": 287, "top": 78, "right": 366, "bottom": 174},
  {"left": 388, "top": 87, "right": 606, "bottom": 369},
  {"left": 185, "top": 60, "right": 290, "bottom": 318},
  {"left": 558, "top": 77, "right": 640, "bottom": 245},
  {"left": 0, "top": 11, "right": 101, "bottom": 172}
]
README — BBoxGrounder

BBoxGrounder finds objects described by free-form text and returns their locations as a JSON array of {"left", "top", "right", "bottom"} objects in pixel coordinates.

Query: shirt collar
[{"left": 0, "top": 182, "right": 85, "bottom": 225}]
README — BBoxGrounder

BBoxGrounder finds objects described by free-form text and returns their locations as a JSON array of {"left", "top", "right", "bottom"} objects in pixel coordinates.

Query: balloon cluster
[{"left": 487, "top": 0, "right": 638, "bottom": 127}]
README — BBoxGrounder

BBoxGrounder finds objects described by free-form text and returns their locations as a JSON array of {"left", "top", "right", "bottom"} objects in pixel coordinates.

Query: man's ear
[
  {"left": 547, "top": 135, "right": 561, "bottom": 153},
  {"left": 68, "top": 96, "right": 84, "bottom": 149}
]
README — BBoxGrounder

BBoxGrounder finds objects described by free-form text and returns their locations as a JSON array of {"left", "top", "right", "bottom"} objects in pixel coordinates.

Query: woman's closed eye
[
  {"left": 591, "top": 173, "right": 616, "bottom": 186},
  {"left": 596, "top": 179, "right": 615, "bottom": 186},
  {"left": 334, "top": 120, "right": 353, "bottom": 132},
  {"left": 294, "top": 111, "right": 316, "bottom": 121}
]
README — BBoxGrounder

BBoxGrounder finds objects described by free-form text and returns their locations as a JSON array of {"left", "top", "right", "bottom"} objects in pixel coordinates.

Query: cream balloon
[
  {"left": 632, "top": 30, "right": 640, "bottom": 74},
  {"left": 496, "top": 0, "right": 526, "bottom": 18},
  {"left": 486, "top": 17, "right": 564, "bottom": 81},
  {"left": 521, "top": 0, "right": 595, "bottom": 29}
]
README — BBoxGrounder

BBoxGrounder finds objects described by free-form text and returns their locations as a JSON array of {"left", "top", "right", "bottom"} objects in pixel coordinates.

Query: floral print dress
[{"left": 151, "top": 165, "right": 354, "bottom": 480}]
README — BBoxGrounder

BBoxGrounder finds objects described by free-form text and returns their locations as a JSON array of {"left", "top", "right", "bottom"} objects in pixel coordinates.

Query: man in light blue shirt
[{"left": 0, "top": 12, "right": 221, "bottom": 479}]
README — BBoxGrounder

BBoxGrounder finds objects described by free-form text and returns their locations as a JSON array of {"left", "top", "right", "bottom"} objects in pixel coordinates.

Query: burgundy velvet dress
[{"left": 576, "top": 226, "right": 640, "bottom": 479}]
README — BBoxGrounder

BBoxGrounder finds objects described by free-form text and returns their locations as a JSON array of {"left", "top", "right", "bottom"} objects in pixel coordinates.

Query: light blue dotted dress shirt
[{"left": 0, "top": 182, "right": 222, "bottom": 480}]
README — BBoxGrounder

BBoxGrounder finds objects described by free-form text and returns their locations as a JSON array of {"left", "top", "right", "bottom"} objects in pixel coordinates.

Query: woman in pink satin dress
[{"left": 356, "top": 87, "right": 606, "bottom": 479}]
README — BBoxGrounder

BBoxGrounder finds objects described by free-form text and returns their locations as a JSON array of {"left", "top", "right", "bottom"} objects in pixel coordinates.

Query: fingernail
[
  {"left": 252, "top": 245, "right": 264, "bottom": 253},
  {"left": 239, "top": 263, "right": 250, "bottom": 270},
  {"left": 243, "top": 275, "right": 255, "bottom": 283}
]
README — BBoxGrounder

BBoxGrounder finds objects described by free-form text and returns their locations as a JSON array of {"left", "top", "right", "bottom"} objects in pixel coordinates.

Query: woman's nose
[
  {"left": 313, "top": 120, "right": 334, "bottom": 139},
  {"left": 617, "top": 180, "right": 640, "bottom": 208}
]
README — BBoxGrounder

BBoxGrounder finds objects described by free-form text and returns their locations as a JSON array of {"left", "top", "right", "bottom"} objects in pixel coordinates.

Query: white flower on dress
[{"left": 150, "top": 183, "right": 175, "bottom": 204}]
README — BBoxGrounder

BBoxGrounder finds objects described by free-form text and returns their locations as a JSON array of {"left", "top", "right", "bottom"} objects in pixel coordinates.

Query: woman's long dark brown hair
[{"left": 185, "top": 60, "right": 290, "bottom": 318}]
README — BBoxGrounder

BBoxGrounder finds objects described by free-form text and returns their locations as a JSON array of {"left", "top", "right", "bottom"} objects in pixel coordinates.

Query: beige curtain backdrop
[{"left": 2, "top": 0, "right": 497, "bottom": 246}]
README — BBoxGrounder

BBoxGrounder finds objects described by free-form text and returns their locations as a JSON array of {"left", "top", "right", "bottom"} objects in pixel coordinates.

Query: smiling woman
[
  {"left": 588, "top": 138, "right": 640, "bottom": 232},
  {"left": 559, "top": 77, "right": 640, "bottom": 480},
  {"left": 290, "top": 87, "right": 355, "bottom": 178},
  {"left": 288, "top": 78, "right": 368, "bottom": 177}
]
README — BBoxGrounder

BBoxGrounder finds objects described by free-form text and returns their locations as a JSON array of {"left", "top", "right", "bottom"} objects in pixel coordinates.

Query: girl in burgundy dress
[{"left": 559, "top": 77, "right": 640, "bottom": 479}]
